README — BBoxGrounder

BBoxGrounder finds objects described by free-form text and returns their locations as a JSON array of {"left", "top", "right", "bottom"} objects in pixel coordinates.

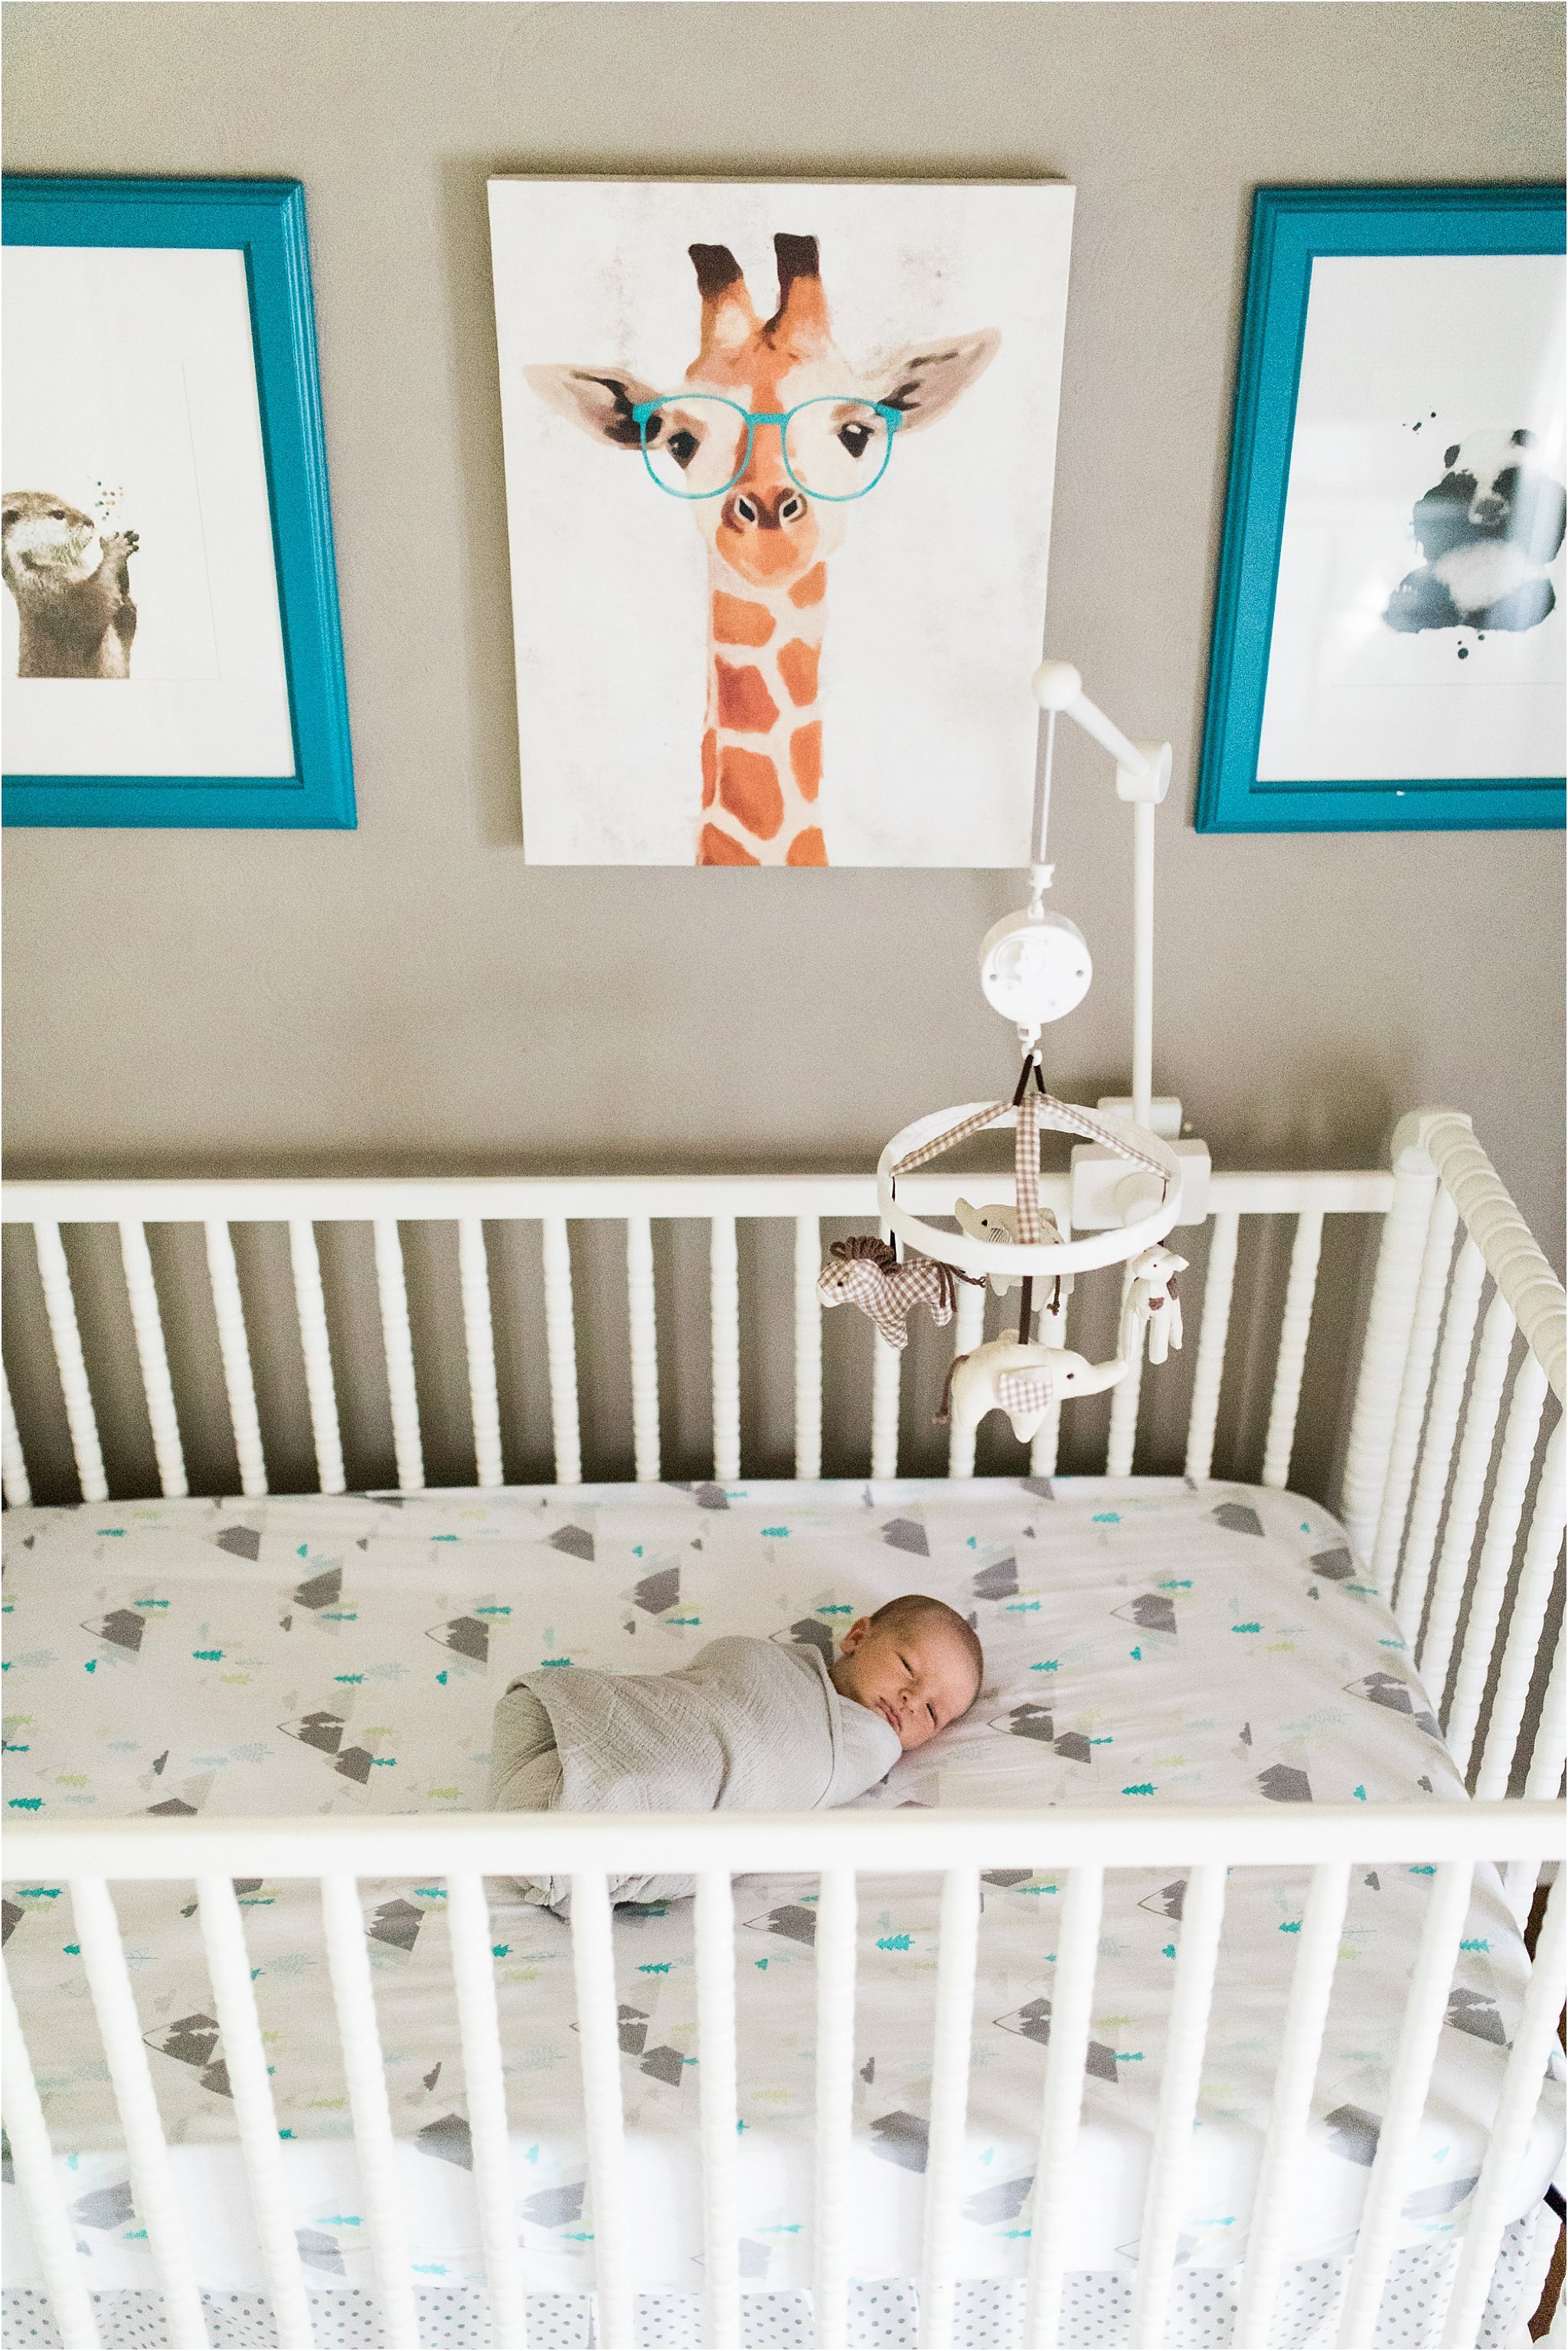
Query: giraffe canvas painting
[{"left": 491, "top": 180, "right": 1075, "bottom": 865}]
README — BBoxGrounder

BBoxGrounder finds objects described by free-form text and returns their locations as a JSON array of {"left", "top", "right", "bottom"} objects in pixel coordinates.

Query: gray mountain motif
[
  {"left": 982, "top": 1871, "right": 1034, "bottom": 1889},
  {"left": 965, "top": 2174, "right": 1034, "bottom": 2225},
  {"left": 416, "top": 2114, "right": 472, "bottom": 2168},
  {"left": 881, "top": 1519, "right": 929, "bottom": 1556},
  {"left": 1403, "top": 2176, "right": 1478, "bottom": 2218},
  {"left": 214, "top": 1526, "right": 262, "bottom": 1561},
  {"left": 973, "top": 1558, "right": 1019, "bottom": 1601},
  {"left": 1139, "top": 1879, "right": 1186, "bottom": 1921},
  {"left": 1325, "top": 2104, "right": 1380, "bottom": 2165},
  {"left": 640, "top": 2044, "right": 688, "bottom": 2088},
  {"left": 692, "top": 1483, "right": 730, "bottom": 1509},
  {"left": 1310, "top": 1547, "right": 1354, "bottom": 1581},
  {"left": 2, "top": 1899, "right": 21, "bottom": 1946},
  {"left": 631, "top": 1565, "right": 680, "bottom": 1615},
  {"left": 1344, "top": 1672, "right": 1442, "bottom": 1741},
  {"left": 995, "top": 1996, "right": 1118, "bottom": 2080},
  {"left": 1020, "top": 1477, "right": 1055, "bottom": 1499},
  {"left": 147, "top": 1796, "right": 200, "bottom": 1816},
  {"left": 368, "top": 1898, "right": 425, "bottom": 1953},
  {"left": 82, "top": 1609, "right": 145, "bottom": 1652},
  {"left": 1114, "top": 1593, "right": 1177, "bottom": 1635},
  {"left": 335, "top": 1745, "right": 375, "bottom": 1783},
  {"left": 72, "top": 2179, "right": 135, "bottom": 2231},
  {"left": 998, "top": 1704, "right": 1054, "bottom": 1743},
  {"left": 617, "top": 2006, "right": 648, "bottom": 2057},
  {"left": 747, "top": 1903, "right": 817, "bottom": 1947},
  {"left": 1446, "top": 1987, "right": 1506, "bottom": 2045},
  {"left": 280, "top": 1710, "right": 345, "bottom": 1754},
  {"left": 292, "top": 1567, "right": 342, "bottom": 1611},
  {"left": 296, "top": 2228, "right": 346, "bottom": 2275},
  {"left": 549, "top": 1525, "right": 595, "bottom": 1559},
  {"left": 427, "top": 1616, "right": 488, "bottom": 1663},
  {"left": 1054, "top": 1731, "right": 1093, "bottom": 1762},
  {"left": 144, "top": 2014, "right": 230, "bottom": 2098},
  {"left": 1212, "top": 1502, "right": 1264, "bottom": 1536},
  {"left": 782, "top": 1617, "right": 834, "bottom": 1663},
  {"left": 523, "top": 2180, "right": 586, "bottom": 2228},
  {"left": 1257, "top": 1764, "right": 1312, "bottom": 1803},
  {"left": 870, "top": 2111, "right": 929, "bottom": 2172},
  {"left": 860, "top": 2057, "right": 875, "bottom": 2084}
]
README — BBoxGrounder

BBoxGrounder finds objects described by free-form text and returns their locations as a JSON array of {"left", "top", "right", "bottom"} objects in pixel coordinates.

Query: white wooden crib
[{"left": 1, "top": 1107, "right": 1563, "bottom": 2351}]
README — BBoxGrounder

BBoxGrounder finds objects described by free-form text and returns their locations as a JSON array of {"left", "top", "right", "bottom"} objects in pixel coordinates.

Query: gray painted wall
[{"left": 3, "top": 3, "right": 1563, "bottom": 1505}]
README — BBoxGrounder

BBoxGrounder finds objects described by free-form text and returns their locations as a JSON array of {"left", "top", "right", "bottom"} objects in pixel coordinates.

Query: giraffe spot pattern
[
  {"left": 711, "top": 592, "right": 774, "bottom": 647},
  {"left": 789, "top": 720, "right": 822, "bottom": 801},
  {"left": 778, "top": 638, "right": 819, "bottom": 708},
  {"left": 699, "top": 822, "right": 760, "bottom": 866},
  {"left": 789, "top": 563, "right": 827, "bottom": 608},
  {"left": 786, "top": 826, "right": 827, "bottom": 865},
  {"left": 717, "top": 747, "right": 785, "bottom": 841},
  {"left": 701, "top": 728, "right": 717, "bottom": 808},
  {"left": 715, "top": 660, "right": 779, "bottom": 734}
]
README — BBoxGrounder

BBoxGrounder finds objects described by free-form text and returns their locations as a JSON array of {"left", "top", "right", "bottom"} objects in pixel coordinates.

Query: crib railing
[{"left": 3, "top": 1803, "right": 1562, "bottom": 2351}]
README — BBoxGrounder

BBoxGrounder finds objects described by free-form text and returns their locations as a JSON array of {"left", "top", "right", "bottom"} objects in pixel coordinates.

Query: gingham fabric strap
[
  {"left": 998, "top": 1365, "right": 1055, "bottom": 1417},
  {"left": 1014, "top": 1087, "right": 1043, "bottom": 1244},
  {"left": 891, "top": 1091, "right": 1169, "bottom": 1186}
]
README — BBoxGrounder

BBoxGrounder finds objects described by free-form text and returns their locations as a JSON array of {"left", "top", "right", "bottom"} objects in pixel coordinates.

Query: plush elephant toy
[{"left": 940, "top": 1244, "right": 1187, "bottom": 1441}]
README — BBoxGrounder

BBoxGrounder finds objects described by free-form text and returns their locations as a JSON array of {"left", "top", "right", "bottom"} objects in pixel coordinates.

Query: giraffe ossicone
[{"left": 526, "top": 233, "right": 999, "bottom": 867}]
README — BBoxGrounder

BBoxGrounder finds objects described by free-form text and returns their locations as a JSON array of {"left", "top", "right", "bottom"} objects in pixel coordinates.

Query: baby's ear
[{"left": 840, "top": 1616, "right": 871, "bottom": 1651}]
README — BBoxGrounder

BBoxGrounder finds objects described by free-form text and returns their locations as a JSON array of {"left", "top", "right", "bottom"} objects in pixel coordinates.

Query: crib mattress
[{"left": 2, "top": 1476, "right": 1560, "bottom": 2301}]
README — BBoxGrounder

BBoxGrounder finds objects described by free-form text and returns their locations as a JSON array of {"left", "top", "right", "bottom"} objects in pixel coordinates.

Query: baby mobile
[{"left": 817, "top": 661, "right": 1205, "bottom": 1446}]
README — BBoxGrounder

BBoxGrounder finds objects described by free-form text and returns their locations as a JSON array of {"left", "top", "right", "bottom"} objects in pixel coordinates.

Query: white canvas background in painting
[
  {"left": 1257, "top": 253, "right": 1566, "bottom": 784},
  {"left": 2, "top": 246, "right": 293, "bottom": 777},
  {"left": 490, "top": 179, "right": 1075, "bottom": 865}
]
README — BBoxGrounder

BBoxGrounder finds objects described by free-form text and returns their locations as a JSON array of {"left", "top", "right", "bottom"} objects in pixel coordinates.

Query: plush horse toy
[{"left": 816, "top": 1237, "right": 978, "bottom": 1351}]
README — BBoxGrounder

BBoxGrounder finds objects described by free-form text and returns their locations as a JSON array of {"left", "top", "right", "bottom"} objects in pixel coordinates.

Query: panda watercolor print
[{"left": 1384, "top": 429, "right": 1567, "bottom": 642}]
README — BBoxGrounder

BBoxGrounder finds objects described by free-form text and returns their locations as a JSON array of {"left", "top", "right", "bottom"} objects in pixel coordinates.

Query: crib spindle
[
  {"left": 694, "top": 1869, "right": 741, "bottom": 2351},
  {"left": 1022, "top": 1862, "right": 1104, "bottom": 2349},
  {"left": 446, "top": 1872, "right": 528, "bottom": 2347},
  {"left": 1339, "top": 1145, "right": 1440, "bottom": 1559},
  {"left": 626, "top": 1214, "right": 662, "bottom": 1484},
  {"left": 1439, "top": 1871, "right": 1566, "bottom": 2346},
  {"left": 918, "top": 1867, "right": 982, "bottom": 2350},
  {"left": 570, "top": 1870, "right": 634, "bottom": 2350},
  {"left": 1393, "top": 1237, "right": 1485, "bottom": 1640},
  {"left": 34, "top": 1219, "right": 109, "bottom": 1502},
  {"left": 710, "top": 1215, "right": 742, "bottom": 1485},
  {"left": 794, "top": 1215, "right": 823, "bottom": 1483},
  {"left": 1448, "top": 1355, "right": 1551, "bottom": 1777},
  {"left": 0, "top": 1961, "right": 101, "bottom": 2348},
  {"left": 1263, "top": 1208, "right": 1324, "bottom": 1490},
  {"left": 1332, "top": 1859, "right": 1472, "bottom": 2347},
  {"left": 813, "top": 1868, "right": 858, "bottom": 2349},
  {"left": 1475, "top": 1417, "right": 1566, "bottom": 1801},
  {"left": 118, "top": 1220, "right": 188, "bottom": 1499},
  {"left": 871, "top": 1332, "right": 902, "bottom": 1481},
  {"left": 541, "top": 1216, "right": 583, "bottom": 1486},
  {"left": 1127, "top": 1862, "right": 1226, "bottom": 2351},
  {"left": 2, "top": 1360, "right": 33, "bottom": 1507},
  {"left": 204, "top": 1219, "right": 267, "bottom": 1499},
  {"left": 946, "top": 1283, "right": 988, "bottom": 1480},
  {"left": 458, "top": 1217, "right": 505, "bottom": 1489},
  {"left": 1370, "top": 1187, "right": 1459, "bottom": 1599},
  {"left": 1184, "top": 1209, "right": 1238, "bottom": 1483},
  {"left": 1505, "top": 1611, "right": 1566, "bottom": 1922},
  {"left": 71, "top": 1875, "right": 210, "bottom": 2346},
  {"left": 288, "top": 1218, "right": 346, "bottom": 1496},
  {"left": 1106, "top": 1261, "right": 1142, "bottom": 1477},
  {"left": 195, "top": 1875, "right": 316, "bottom": 2347},
  {"left": 1418, "top": 1288, "right": 1517, "bottom": 1702},
  {"left": 372, "top": 1218, "right": 425, "bottom": 1492},
  {"left": 319, "top": 1874, "right": 420, "bottom": 2349},
  {"left": 1231, "top": 1860, "right": 1351, "bottom": 2349}
]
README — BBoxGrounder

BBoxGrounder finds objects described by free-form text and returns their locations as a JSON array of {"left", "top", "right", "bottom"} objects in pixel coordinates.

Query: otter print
[
  {"left": 1384, "top": 429, "right": 1566, "bottom": 639},
  {"left": 526, "top": 236, "right": 998, "bottom": 866},
  {"left": 2, "top": 491, "right": 139, "bottom": 679}
]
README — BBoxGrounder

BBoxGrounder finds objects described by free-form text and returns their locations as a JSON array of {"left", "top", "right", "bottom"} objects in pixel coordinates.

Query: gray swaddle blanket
[{"left": 488, "top": 1634, "right": 900, "bottom": 1911}]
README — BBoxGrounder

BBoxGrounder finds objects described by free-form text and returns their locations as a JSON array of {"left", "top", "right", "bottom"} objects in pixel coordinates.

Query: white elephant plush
[
  {"left": 954, "top": 1198, "right": 1075, "bottom": 1306},
  {"left": 942, "top": 1244, "right": 1188, "bottom": 1441}
]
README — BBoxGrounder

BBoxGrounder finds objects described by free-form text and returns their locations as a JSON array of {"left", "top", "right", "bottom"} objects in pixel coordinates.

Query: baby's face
[{"left": 831, "top": 1617, "right": 978, "bottom": 1751}]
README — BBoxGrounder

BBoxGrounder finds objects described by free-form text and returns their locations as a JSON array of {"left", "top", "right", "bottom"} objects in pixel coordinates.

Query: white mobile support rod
[{"left": 1031, "top": 659, "right": 1172, "bottom": 1133}]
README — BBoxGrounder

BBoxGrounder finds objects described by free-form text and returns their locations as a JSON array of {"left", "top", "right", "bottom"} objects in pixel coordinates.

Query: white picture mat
[
  {"left": 2, "top": 245, "right": 294, "bottom": 778},
  {"left": 490, "top": 178, "right": 1074, "bottom": 865},
  {"left": 1257, "top": 253, "right": 1566, "bottom": 784}
]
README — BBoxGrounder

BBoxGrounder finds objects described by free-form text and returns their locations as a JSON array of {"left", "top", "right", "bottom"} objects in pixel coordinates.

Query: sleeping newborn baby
[{"left": 487, "top": 1595, "right": 982, "bottom": 1911}]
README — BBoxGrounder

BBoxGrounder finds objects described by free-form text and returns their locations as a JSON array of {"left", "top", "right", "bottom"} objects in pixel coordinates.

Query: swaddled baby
[{"left": 488, "top": 1595, "right": 982, "bottom": 1911}]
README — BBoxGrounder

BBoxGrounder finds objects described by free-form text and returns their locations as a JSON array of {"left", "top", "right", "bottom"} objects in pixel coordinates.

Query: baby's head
[{"left": 829, "top": 1595, "right": 984, "bottom": 1751}]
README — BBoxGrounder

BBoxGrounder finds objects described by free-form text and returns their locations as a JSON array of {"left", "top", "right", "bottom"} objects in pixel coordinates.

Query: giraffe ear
[
  {"left": 872, "top": 329, "right": 1001, "bottom": 433},
  {"left": 523, "top": 365, "right": 662, "bottom": 449}
]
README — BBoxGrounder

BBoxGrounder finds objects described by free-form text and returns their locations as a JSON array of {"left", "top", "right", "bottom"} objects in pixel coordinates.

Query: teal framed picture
[
  {"left": 2, "top": 176, "right": 354, "bottom": 829},
  {"left": 1197, "top": 185, "right": 1565, "bottom": 833}
]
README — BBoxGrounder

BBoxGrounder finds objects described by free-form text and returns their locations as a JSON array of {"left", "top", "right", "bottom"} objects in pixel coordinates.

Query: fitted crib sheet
[{"left": 2, "top": 1476, "right": 1560, "bottom": 2302}]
